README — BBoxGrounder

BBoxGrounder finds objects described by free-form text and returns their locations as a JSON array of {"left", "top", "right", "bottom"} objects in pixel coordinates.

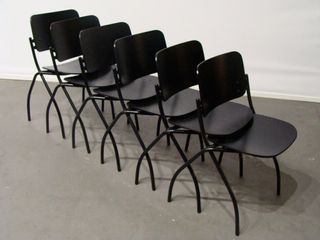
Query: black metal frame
[
  {"left": 167, "top": 66, "right": 286, "bottom": 236},
  {"left": 99, "top": 68, "right": 156, "bottom": 189},
  {"left": 168, "top": 99, "right": 240, "bottom": 235},
  {"left": 71, "top": 57, "right": 122, "bottom": 170},
  {"left": 137, "top": 85, "right": 203, "bottom": 211},
  {"left": 184, "top": 73, "right": 256, "bottom": 153},
  {"left": 46, "top": 47, "right": 91, "bottom": 153},
  {"left": 27, "top": 38, "right": 66, "bottom": 138}
]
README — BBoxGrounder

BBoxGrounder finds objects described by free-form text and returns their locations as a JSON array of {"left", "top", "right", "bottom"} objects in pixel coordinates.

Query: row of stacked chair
[{"left": 27, "top": 9, "right": 297, "bottom": 236}]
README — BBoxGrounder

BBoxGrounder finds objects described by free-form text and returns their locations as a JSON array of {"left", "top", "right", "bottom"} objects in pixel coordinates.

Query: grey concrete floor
[{"left": 0, "top": 79, "right": 319, "bottom": 240}]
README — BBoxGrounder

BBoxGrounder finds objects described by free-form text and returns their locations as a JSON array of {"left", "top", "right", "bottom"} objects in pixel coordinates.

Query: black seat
[
  {"left": 27, "top": 9, "right": 79, "bottom": 135},
  {"left": 43, "top": 59, "right": 81, "bottom": 74},
  {"left": 46, "top": 15, "right": 100, "bottom": 153},
  {"left": 96, "top": 30, "right": 166, "bottom": 187},
  {"left": 132, "top": 41, "right": 206, "bottom": 200},
  {"left": 128, "top": 87, "right": 199, "bottom": 116},
  {"left": 216, "top": 114, "right": 296, "bottom": 158},
  {"left": 69, "top": 22, "right": 132, "bottom": 169},
  {"left": 168, "top": 51, "right": 297, "bottom": 236}
]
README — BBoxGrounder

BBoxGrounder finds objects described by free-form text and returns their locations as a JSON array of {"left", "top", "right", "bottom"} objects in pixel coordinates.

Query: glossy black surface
[
  {"left": 43, "top": 59, "right": 81, "bottom": 74},
  {"left": 94, "top": 75, "right": 158, "bottom": 100},
  {"left": 156, "top": 41, "right": 204, "bottom": 100},
  {"left": 129, "top": 41, "right": 204, "bottom": 116},
  {"left": 114, "top": 30, "right": 166, "bottom": 85},
  {"left": 129, "top": 88, "right": 200, "bottom": 117},
  {"left": 30, "top": 9, "right": 79, "bottom": 52},
  {"left": 215, "top": 114, "right": 297, "bottom": 157},
  {"left": 170, "top": 101, "right": 253, "bottom": 135},
  {"left": 198, "top": 51, "right": 248, "bottom": 116},
  {"left": 50, "top": 15, "right": 100, "bottom": 62},
  {"left": 80, "top": 22, "right": 131, "bottom": 73},
  {"left": 65, "top": 68, "right": 115, "bottom": 87}
]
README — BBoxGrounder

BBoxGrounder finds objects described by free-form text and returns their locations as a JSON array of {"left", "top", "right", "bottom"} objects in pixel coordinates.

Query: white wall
[{"left": 0, "top": 0, "right": 319, "bottom": 101}]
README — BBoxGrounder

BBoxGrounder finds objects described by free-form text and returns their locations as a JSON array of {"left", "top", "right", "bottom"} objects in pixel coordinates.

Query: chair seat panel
[
  {"left": 128, "top": 88, "right": 199, "bottom": 117},
  {"left": 215, "top": 114, "right": 297, "bottom": 158},
  {"left": 170, "top": 102, "right": 253, "bottom": 136},
  {"left": 94, "top": 75, "right": 158, "bottom": 100},
  {"left": 43, "top": 59, "right": 81, "bottom": 75},
  {"left": 64, "top": 69, "right": 115, "bottom": 87}
]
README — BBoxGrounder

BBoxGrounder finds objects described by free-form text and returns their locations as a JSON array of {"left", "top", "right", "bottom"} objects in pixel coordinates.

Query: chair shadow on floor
[{"left": 148, "top": 150, "right": 316, "bottom": 215}]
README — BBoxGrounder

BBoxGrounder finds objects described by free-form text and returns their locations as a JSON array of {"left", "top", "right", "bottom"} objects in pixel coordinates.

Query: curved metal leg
[
  {"left": 208, "top": 151, "right": 240, "bottom": 236},
  {"left": 184, "top": 134, "right": 191, "bottom": 151},
  {"left": 101, "top": 99, "right": 105, "bottom": 112},
  {"left": 110, "top": 100, "right": 115, "bottom": 119},
  {"left": 40, "top": 75, "right": 65, "bottom": 139},
  {"left": 239, "top": 153, "right": 243, "bottom": 178},
  {"left": 46, "top": 84, "right": 62, "bottom": 134},
  {"left": 273, "top": 157, "right": 281, "bottom": 195},
  {"left": 101, "top": 112, "right": 125, "bottom": 165},
  {"left": 61, "top": 85, "right": 91, "bottom": 153},
  {"left": 27, "top": 72, "right": 39, "bottom": 121},
  {"left": 82, "top": 87, "right": 85, "bottom": 103},
  {"left": 218, "top": 152, "right": 224, "bottom": 165},
  {"left": 135, "top": 131, "right": 167, "bottom": 185},
  {"left": 72, "top": 97, "right": 91, "bottom": 149},
  {"left": 126, "top": 114, "right": 156, "bottom": 191},
  {"left": 90, "top": 98, "right": 120, "bottom": 171},
  {"left": 168, "top": 148, "right": 206, "bottom": 204},
  {"left": 134, "top": 114, "right": 140, "bottom": 131},
  {"left": 168, "top": 133, "right": 201, "bottom": 213},
  {"left": 156, "top": 116, "right": 161, "bottom": 136},
  {"left": 166, "top": 133, "right": 171, "bottom": 146},
  {"left": 198, "top": 134, "right": 205, "bottom": 162}
]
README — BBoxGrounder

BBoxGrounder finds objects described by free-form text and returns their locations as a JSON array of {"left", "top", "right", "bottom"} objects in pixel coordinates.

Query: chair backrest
[
  {"left": 197, "top": 51, "right": 248, "bottom": 116},
  {"left": 156, "top": 40, "right": 204, "bottom": 101},
  {"left": 114, "top": 30, "right": 166, "bottom": 85},
  {"left": 80, "top": 22, "right": 131, "bottom": 73},
  {"left": 50, "top": 15, "right": 100, "bottom": 62},
  {"left": 30, "top": 9, "right": 79, "bottom": 52}
]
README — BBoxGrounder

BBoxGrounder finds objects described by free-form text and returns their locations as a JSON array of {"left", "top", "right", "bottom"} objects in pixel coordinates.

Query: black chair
[
  {"left": 46, "top": 15, "right": 100, "bottom": 153},
  {"left": 94, "top": 30, "right": 166, "bottom": 189},
  {"left": 168, "top": 51, "right": 297, "bottom": 235},
  {"left": 69, "top": 22, "right": 132, "bottom": 170},
  {"left": 132, "top": 41, "right": 207, "bottom": 210},
  {"left": 27, "top": 9, "right": 80, "bottom": 138}
]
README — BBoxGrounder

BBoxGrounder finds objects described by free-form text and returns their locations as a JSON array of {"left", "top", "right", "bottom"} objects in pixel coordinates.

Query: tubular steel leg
[
  {"left": 218, "top": 152, "right": 224, "bottom": 165},
  {"left": 239, "top": 153, "right": 243, "bottom": 178},
  {"left": 156, "top": 116, "right": 161, "bottom": 136},
  {"left": 39, "top": 74, "right": 66, "bottom": 139},
  {"left": 208, "top": 151, "right": 240, "bottom": 236},
  {"left": 72, "top": 97, "right": 91, "bottom": 149},
  {"left": 184, "top": 134, "right": 191, "bottom": 151},
  {"left": 86, "top": 98, "right": 121, "bottom": 171},
  {"left": 101, "top": 112, "right": 125, "bottom": 164},
  {"left": 198, "top": 134, "right": 205, "bottom": 162},
  {"left": 134, "top": 114, "right": 140, "bottom": 131},
  {"left": 46, "top": 84, "right": 63, "bottom": 135},
  {"left": 166, "top": 133, "right": 171, "bottom": 146},
  {"left": 101, "top": 99, "right": 105, "bottom": 112},
  {"left": 273, "top": 157, "right": 281, "bottom": 195},
  {"left": 61, "top": 85, "right": 91, "bottom": 153},
  {"left": 168, "top": 148, "right": 206, "bottom": 204},
  {"left": 27, "top": 72, "right": 39, "bottom": 121},
  {"left": 168, "top": 133, "right": 201, "bottom": 213},
  {"left": 135, "top": 131, "right": 167, "bottom": 185},
  {"left": 82, "top": 87, "right": 85, "bottom": 103},
  {"left": 110, "top": 100, "right": 115, "bottom": 119},
  {"left": 126, "top": 113, "right": 156, "bottom": 191},
  {"left": 100, "top": 111, "right": 156, "bottom": 190}
]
